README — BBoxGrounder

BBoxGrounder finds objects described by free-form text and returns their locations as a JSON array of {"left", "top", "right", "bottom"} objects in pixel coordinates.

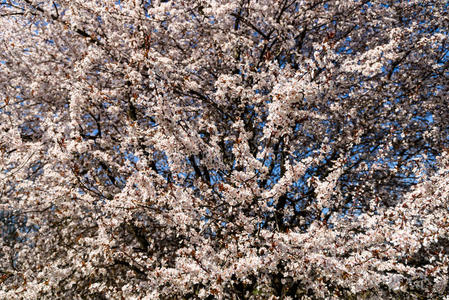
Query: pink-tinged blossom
[{"left": 0, "top": 0, "right": 448, "bottom": 299}]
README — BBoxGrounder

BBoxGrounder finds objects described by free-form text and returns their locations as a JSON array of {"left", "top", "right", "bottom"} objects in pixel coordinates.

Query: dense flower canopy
[{"left": 0, "top": 0, "right": 448, "bottom": 298}]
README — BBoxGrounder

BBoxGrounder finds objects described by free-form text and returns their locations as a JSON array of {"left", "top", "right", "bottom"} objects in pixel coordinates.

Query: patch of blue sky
[
  {"left": 208, "top": 15, "right": 216, "bottom": 25},
  {"left": 321, "top": 207, "right": 330, "bottom": 217},
  {"left": 124, "top": 150, "right": 139, "bottom": 164},
  {"left": 85, "top": 127, "right": 99, "bottom": 138},
  {"left": 293, "top": 25, "right": 355, "bottom": 65}
]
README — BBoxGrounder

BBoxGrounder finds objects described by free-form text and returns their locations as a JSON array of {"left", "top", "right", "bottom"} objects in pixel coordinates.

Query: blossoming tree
[{"left": 1, "top": 0, "right": 448, "bottom": 298}]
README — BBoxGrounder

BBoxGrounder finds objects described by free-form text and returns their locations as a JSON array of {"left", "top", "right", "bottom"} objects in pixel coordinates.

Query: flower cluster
[{"left": 0, "top": 0, "right": 448, "bottom": 298}]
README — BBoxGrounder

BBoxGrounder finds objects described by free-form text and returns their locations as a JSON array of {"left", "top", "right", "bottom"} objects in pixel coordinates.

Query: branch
[{"left": 230, "top": 13, "right": 270, "bottom": 40}]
